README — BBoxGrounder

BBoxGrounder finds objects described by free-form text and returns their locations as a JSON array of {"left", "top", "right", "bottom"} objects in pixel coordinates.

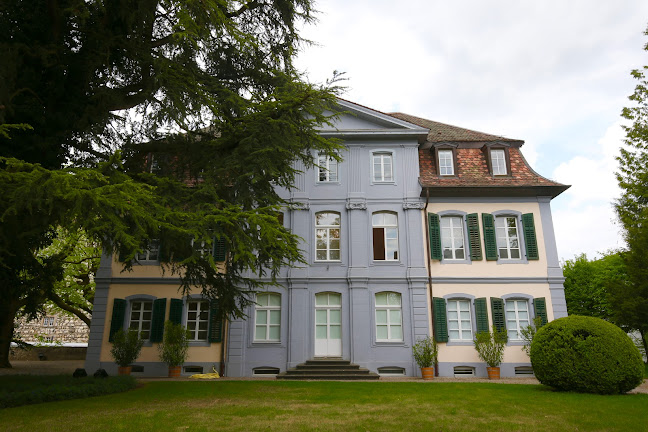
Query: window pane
[
  {"left": 188, "top": 312, "right": 197, "bottom": 321},
  {"left": 461, "top": 330, "right": 472, "bottom": 339},
  {"left": 376, "top": 310, "right": 387, "bottom": 324},
  {"left": 330, "top": 325, "right": 341, "bottom": 339},
  {"left": 391, "top": 325, "right": 402, "bottom": 340},
  {"left": 448, "top": 320, "right": 459, "bottom": 330},
  {"left": 377, "top": 325, "right": 388, "bottom": 339},
  {"left": 269, "top": 326, "right": 280, "bottom": 340},
  {"left": 375, "top": 292, "right": 387, "bottom": 305},
  {"left": 255, "top": 326, "right": 266, "bottom": 340},
  {"left": 329, "top": 250, "right": 340, "bottom": 260},
  {"left": 449, "top": 330, "right": 460, "bottom": 339},
  {"left": 316, "top": 309, "right": 327, "bottom": 324},
  {"left": 199, "top": 322, "right": 208, "bottom": 330},
  {"left": 257, "top": 294, "right": 268, "bottom": 306},
  {"left": 256, "top": 310, "right": 267, "bottom": 324},
  {"left": 268, "top": 294, "right": 281, "bottom": 307},
  {"left": 316, "top": 325, "right": 327, "bottom": 339},
  {"left": 329, "top": 294, "right": 341, "bottom": 306},
  {"left": 330, "top": 309, "right": 341, "bottom": 324},
  {"left": 269, "top": 310, "right": 281, "bottom": 325},
  {"left": 372, "top": 213, "right": 384, "bottom": 226},
  {"left": 316, "top": 250, "right": 327, "bottom": 260},
  {"left": 315, "top": 294, "right": 327, "bottom": 306},
  {"left": 388, "top": 292, "right": 401, "bottom": 306},
  {"left": 389, "top": 309, "right": 401, "bottom": 324}
]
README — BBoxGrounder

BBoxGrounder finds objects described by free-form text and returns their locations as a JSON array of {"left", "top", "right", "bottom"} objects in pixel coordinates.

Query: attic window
[
  {"left": 433, "top": 145, "right": 458, "bottom": 177},
  {"left": 438, "top": 150, "right": 454, "bottom": 176},
  {"left": 491, "top": 149, "right": 507, "bottom": 175}
]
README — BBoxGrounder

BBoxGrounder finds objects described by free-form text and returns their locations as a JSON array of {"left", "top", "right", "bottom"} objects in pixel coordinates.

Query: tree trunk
[
  {"left": 0, "top": 301, "right": 17, "bottom": 368},
  {"left": 641, "top": 330, "right": 648, "bottom": 363}
]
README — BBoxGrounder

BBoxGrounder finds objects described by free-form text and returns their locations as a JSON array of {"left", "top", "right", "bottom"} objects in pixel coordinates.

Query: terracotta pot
[
  {"left": 486, "top": 366, "right": 500, "bottom": 380},
  {"left": 168, "top": 366, "right": 182, "bottom": 378},
  {"left": 421, "top": 366, "right": 435, "bottom": 380},
  {"left": 117, "top": 366, "right": 132, "bottom": 376}
]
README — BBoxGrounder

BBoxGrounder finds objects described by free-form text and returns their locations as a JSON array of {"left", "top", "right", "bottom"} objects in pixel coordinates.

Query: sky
[{"left": 295, "top": 0, "right": 648, "bottom": 262}]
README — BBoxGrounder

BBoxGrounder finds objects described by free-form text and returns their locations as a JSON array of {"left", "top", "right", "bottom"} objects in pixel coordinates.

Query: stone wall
[{"left": 15, "top": 313, "right": 89, "bottom": 345}]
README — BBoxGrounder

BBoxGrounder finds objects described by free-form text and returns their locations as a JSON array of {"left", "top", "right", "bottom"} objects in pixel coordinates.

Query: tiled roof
[
  {"left": 387, "top": 112, "right": 522, "bottom": 143},
  {"left": 386, "top": 112, "right": 569, "bottom": 195}
]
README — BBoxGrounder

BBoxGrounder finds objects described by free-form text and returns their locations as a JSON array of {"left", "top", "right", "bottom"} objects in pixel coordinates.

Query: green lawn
[{"left": 1, "top": 381, "right": 647, "bottom": 431}]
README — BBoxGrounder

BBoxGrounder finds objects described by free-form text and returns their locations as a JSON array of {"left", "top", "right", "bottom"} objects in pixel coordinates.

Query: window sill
[
  {"left": 446, "top": 341, "right": 474, "bottom": 346},
  {"left": 188, "top": 341, "right": 211, "bottom": 347},
  {"left": 374, "top": 340, "right": 406, "bottom": 347},
  {"left": 315, "top": 181, "right": 341, "bottom": 185},
  {"left": 371, "top": 260, "right": 402, "bottom": 266},
  {"left": 496, "top": 259, "right": 528, "bottom": 265},
  {"left": 440, "top": 259, "right": 471, "bottom": 265},
  {"left": 507, "top": 340, "right": 525, "bottom": 346},
  {"left": 371, "top": 181, "right": 396, "bottom": 185}
]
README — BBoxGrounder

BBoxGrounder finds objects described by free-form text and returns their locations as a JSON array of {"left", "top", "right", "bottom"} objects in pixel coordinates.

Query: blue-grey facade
[{"left": 225, "top": 100, "right": 431, "bottom": 377}]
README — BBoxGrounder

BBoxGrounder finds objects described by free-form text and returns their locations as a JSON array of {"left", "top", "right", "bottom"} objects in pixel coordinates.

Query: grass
[{"left": 0, "top": 380, "right": 647, "bottom": 431}]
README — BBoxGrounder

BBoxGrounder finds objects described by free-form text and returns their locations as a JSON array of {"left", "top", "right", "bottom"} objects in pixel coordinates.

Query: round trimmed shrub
[{"left": 530, "top": 315, "right": 644, "bottom": 394}]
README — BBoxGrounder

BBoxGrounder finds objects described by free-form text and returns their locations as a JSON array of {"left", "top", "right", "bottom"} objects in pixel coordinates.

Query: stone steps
[{"left": 276, "top": 359, "right": 380, "bottom": 380}]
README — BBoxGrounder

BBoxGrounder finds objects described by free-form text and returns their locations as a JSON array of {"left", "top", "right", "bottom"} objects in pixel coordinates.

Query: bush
[
  {"left": 412, "top": 336, "right": 438, "bottom": 368},
  {"left": 110, "top": 329, "right": 144, "bottom": 367},
  {"left": 158, "top": 321, "right": 190, "bottom": 367},
  {"left": 530, "top": 315, "right": 644, "bottom": 394},
  {"left": 473, "top": 326, "right": 507, "bottom": 367},
  {"left": 0, "top": 375, "right": 136, "bottom": 409}
]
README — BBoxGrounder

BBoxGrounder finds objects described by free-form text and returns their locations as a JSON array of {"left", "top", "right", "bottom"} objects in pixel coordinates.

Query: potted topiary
[
  {"left": 412, "top": 336, "right": 438, "bottom": 380},
  {"left": 110, "top": 329, "right": 144, "bottom": 375},
  {"left": 158, "top": 321, "right": 190, "bottom": 377},
  {"left": 473, "top": 326, "right": 507, "bottom": 379}
]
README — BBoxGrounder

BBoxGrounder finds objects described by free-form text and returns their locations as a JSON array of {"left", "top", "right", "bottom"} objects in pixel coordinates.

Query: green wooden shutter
[
  {"left": 213, "top": 236, "right": 227, "bottom": 261},
  {"left": 474, "top": 298, "right": 489, "bottom": 333},
  {"left": 108, "top": 298, "right": 126, "bottom": 342},
  {"left": 482, "top": 213, "right": 498, "bottom": 261},
  {"left": 534, "top": 297, "right": 548, "bottom": 326},
  {"left": 208, "top": 300, "right": 223, "bottom": 343},
  {"left": 432, "top": 297, "right": 448, "bottom": 343},
  {"left": 428, "top": 213, "right": 442, "bottom": 260},
  {"left": 522, "top": 213, "right": 539, "bottom": 260},
  {"left": 149, "top": 298, "right": 167, "bottom": 342},
  {"left": 466, "top": 213, "right": 483, "bottom": 261},
  {"left": 490, "top": 297, "right": 505, "bottom": 333},
  {"left": 169, "top": 299, "right": 184, "bottom": 325}
]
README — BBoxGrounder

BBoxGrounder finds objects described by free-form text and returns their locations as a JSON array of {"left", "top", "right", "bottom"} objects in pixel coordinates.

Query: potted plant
[
  {"left": 412, "top": 336, "right": 438, "bottom": 380},
  {"left": 158, "top": 321, "right": 190, "bottom": 377},
  {"left": 110, "top": 329, "right": 144, "bottom": 375},
  {"left": 473, "top": 326, "right": 507, "bottom": 379}
]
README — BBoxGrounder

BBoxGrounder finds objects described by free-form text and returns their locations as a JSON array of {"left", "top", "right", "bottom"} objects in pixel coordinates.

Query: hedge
[
  {"left": 530, "top": 315, "right": 644, "bottom": 394},
  {"left": 0, "top": 375, "right": 137, "bottom": 409}
]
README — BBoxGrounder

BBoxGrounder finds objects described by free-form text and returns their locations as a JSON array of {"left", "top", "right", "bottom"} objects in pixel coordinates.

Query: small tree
[
  {"left": 110, "top": 329, "right": 144, "bottom": 368},
  {"left": 412, "top": 336, "right": 438, "bottom": 368},
  {"left": 520, "top": 317, "right": 544, "bottom": 357},
  {"left": 158, "top": 322, "right": 190, "bottom": 368},
  {"left": 474, "top": 326, "right": 508, "bottom": 368}
]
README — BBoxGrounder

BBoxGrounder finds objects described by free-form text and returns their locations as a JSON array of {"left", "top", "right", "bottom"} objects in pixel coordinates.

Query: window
[
  {"left": 315, "top": 212, "right": 341, "bottom": 261},
  {"left": 438, "top": 149, "right": 454, "bottom": 176},
  {"left": 495, "top": 216, "right": 520, "bottom": 259},
  {"left": 137, "top": 239, "right": 160, "bottom": 261},
  {"left": 129, "top": 300, "right": 153, "bottom": 340},
  {"left": 191, "top": 238, "right": 213, "bottom": 257},
  {"left": 43, "top": 317, "right": 55, "bottom": 326},
  {"left": 447, "top": 299, "right": 473, "bottom": 341},
  {"left": 506, "top": 300, "right": 530, "bottom": 340},
  {"left": 317, "top": 153, "right": 338, "bottom": 182},
  {"left": 372, "top": 152, "right": 393, "bottom": 182},
  {"left": 254, "top": 293, "right": 281, "bottom": 342},
  {"left": 186, "top": 300, "right": 209, "bottom": 341},
  {"left": 491, "top": 149, "right": 507, "bottom": 175},
  {"left": 440, "top": 216, "right": 465, "bottom": 260},
  {"left": 372, "top": 212, "right": 398, "bottom": 260},
  {"left": 375, "top": 292, "right": 402, "bottom": 341}
]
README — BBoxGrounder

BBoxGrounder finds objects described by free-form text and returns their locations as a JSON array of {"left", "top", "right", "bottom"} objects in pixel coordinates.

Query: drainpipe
[
  {"left": 423, "top": 187, "right": 438, "bottom": 376},
  {"left": 219, "top": 320, "right": 227, "bottom": 376}
]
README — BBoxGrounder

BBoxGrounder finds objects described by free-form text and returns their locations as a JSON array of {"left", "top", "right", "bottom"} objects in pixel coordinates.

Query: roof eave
[{"left": 420, "top": 184, "right": 571, "bottom": 199}]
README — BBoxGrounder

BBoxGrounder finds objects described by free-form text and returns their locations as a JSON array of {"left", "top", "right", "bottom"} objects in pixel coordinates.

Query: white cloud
[{"left": 551, "top": 122, "right": 626, "bottom": 259}]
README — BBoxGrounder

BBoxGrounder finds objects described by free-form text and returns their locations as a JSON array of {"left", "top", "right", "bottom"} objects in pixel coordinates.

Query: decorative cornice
[
  {"left": 289, "top": 201, "right": 310, "bottom": 210},
  {"left": 403, "top": 201, "right": 425, "bottom": 210},
  {"left": 346, "top": 198, "right": 367, "bottom": 210},
  {"left": 430, "top": 276, "right": 564, "bottom": 284}
]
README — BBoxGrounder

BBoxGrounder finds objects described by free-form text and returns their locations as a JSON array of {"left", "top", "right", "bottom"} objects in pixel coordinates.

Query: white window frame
[
  {"left": 491, "top": 149, "right": 507, "bottom": 175},
  {"left": 375, "top": 292, "right": 403, "bottom": 342},
  {"left": 186, "top": 300, "right": 210, "bottom": 341},
  {"left": 315, "top": 212, "right": 341, "bottom": 262},
  {"left": 43, "top": 316, "right": 55, "bottom": 326},
  {"left": 372, "top": 212, "right": 399, "bottom": 261},
  {"left": 128, "top": 300, "right": 153, "bottom": 340},
  {"left": 447, "top": 299, "right": 473, "bottom": 341},
  {"left": 136, "top": 239, "right": 160, "bottom": 261},
  {"left": 440, "top": 216, "right": 466, "bottom": 260},
  {"left": 506, "top": 299, "right": 530, "bottom": 340},
  {"left": 254, "top": 293, "right": 281, "bottom": 342},
  {"left": 438, "top": 149, "right": 454, "bottom": 176},
  {"left": 317, "top": 153, "right": 339, "bottom": 182},
  {"left": 495, "top": 216, "right": 521, "bottom": 260},
  {"left": 372, "top": 151, "right": 394, "bottom": 183}
]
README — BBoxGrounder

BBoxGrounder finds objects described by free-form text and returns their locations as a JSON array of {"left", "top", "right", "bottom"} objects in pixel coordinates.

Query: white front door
[{"left": 314, "top": 293, "right": 342, "bottom": 357}]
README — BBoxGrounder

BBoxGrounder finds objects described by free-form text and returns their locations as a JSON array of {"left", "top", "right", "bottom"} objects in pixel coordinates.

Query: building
[{"left": 84, "top": 99, "right": 568, "bottom": 378}]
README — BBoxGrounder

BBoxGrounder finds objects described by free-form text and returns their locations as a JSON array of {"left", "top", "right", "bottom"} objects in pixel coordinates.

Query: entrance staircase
[{"left": 276, "top": 359, "right": 380, "bottom": 380}]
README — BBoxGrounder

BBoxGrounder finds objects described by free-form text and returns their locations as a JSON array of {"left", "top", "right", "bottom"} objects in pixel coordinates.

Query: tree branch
[{"left": 48, "top": 291, "right": 91, "bottom": 326}]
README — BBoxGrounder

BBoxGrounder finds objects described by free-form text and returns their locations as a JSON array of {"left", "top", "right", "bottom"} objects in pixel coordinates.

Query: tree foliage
[
  {"left": 562, "top": 252, "right": 626, "bottom": 320},
  {"left": 0, "top": 0, "right": 342, "bottom": 367},
  {"left": 616, "top": 25, "right": 648, "bottom": 359}
]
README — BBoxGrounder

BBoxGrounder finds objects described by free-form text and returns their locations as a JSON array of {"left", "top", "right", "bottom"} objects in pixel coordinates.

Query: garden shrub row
[{"left": 0, "top": 375, "right": 136, "bottom": 409}]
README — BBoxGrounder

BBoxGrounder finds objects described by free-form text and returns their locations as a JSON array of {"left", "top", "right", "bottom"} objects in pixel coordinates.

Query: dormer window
[
  {"left": 438, "top": 150, "right": 454, "bottom": 176},
  {"left": 491, "top": 149, "right": 507, "bottom": 175}
]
